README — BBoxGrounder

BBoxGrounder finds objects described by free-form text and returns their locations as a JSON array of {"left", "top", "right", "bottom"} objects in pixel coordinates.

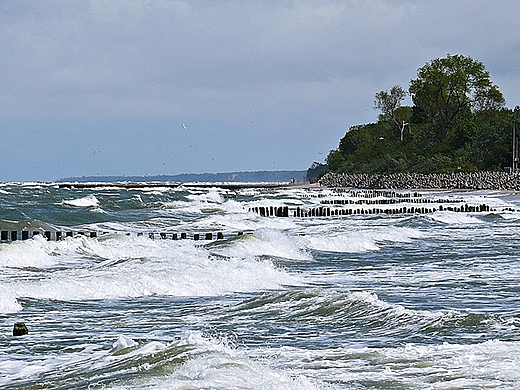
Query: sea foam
[
  {"left": 5, "top": 235, "right": 300, "bottom": 301},
  {"left": 62, "top": 195, "right": 100, "bottom": 207}
]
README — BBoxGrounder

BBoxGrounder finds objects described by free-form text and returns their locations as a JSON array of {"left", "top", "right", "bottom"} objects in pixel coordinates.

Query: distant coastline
[{"left": 57, "top": 170, "right": 307, "bottom": 184}]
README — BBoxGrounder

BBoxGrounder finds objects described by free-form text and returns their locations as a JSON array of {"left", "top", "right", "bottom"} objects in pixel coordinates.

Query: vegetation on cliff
[{"left": 311, "top": 54, "right": 520, "bottom": 180}]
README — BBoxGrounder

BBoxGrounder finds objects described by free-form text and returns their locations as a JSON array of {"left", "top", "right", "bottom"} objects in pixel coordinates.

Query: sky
[{"left": 1, "top": 0, "right": 519, "bottom": 182}]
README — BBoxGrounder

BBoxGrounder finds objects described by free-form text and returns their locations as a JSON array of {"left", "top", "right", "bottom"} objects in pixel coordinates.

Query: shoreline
[
  {"left": 56, "top": 181, "right": 311, "bottom": 190},
  {"left": 19, "top": 172, "right": 520, "bottom": 191},
  {"left": 318, "top": 171, "right": 520, "bottom": 191}
]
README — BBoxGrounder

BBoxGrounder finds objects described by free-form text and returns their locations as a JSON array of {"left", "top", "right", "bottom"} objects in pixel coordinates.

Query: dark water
[{"left": 1, "top": 183, "right": 520, "bottom": 389}]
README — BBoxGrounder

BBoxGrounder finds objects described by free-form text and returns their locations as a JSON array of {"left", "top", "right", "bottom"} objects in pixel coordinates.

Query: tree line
[{"left": 309, "top": 54, "right": 520, "bottom": 180}]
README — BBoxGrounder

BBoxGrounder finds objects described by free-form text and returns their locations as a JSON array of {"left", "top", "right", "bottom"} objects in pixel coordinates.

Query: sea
[{"left": 1, "top": 182, "right": 520, "bottom": 389}]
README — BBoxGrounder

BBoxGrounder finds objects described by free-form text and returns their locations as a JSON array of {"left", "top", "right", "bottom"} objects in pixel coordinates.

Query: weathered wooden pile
[
  {"left": 319, "top": 171, "right": 520, "bottom": 190},
  {"left": 0, "top": 230, "right": 252, "bottom": 243},
  {"left": 249, "top": 188, "right": 495, "bottom": 218}
]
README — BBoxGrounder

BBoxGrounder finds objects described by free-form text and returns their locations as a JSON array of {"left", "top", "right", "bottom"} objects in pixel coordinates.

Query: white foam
[
  {"left": 0, "top": 284, "right": 23, "bottom": 313},
  {"left": 62, "top": 195, "right": 100, "bottom": 207},
  {"left": 106, "top": 330, "right": 319, "bottom": 390},
  {"left": 304, "top": 231, "right": 379, "bottom": 253},
  {"left": 214, "top": 229, "right": 311, "bottom": 261},
  {"left": 186, "top": 189, "right": 224, "bottom": 204},
  {"left": 6, "top": 235, "right": 301, "bottom": 301},
  {"left": 301, "top": 225, "right": 423, "bottom": 253},
  {"left": 0, "top": 235, "right": 62, "bottom": 268},
  {"left": 250, "top": 339, "right": 520, "bottom": 388},
  {"left": 431, "top": 211, "right": 483, "bottom": 224},
  {"left": 112, "top": 335, "right": 139, "bottom": 352}
]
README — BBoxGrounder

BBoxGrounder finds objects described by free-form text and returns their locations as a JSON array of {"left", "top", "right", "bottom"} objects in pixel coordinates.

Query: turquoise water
[{"left": 1, "top": 183, "right": 520, "bottom": 389}]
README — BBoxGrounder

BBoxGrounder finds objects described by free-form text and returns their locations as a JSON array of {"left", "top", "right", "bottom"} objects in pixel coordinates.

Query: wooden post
[{"left": 13, "top": 322, "right": 28, "bottom": 336}]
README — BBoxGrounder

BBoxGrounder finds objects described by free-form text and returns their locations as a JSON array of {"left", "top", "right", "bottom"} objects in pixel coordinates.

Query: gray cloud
[{"left": 1, "top": 1, "right": 519, "bottom": 181}]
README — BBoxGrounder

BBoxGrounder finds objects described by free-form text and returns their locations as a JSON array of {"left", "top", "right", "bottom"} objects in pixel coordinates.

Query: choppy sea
[{"left": 1, "top": 182, "right": 520, "bottom": 389}]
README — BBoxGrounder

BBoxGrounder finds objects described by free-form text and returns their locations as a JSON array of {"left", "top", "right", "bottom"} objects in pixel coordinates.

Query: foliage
[
  {"left": 374, "top": 85, "right": 410, "bottom": 141},
  {"left": 409, "top": 54, "right": 505, "bottom": 137},
  {"left": 315, "top": 54, "right": 517, "bottom": 177},
  {"left": 306, "top": 162, "right": 327, "bottom": 183}
]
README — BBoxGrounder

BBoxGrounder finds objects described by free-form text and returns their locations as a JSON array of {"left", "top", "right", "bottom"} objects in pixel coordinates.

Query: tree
[
  {"left": 374, "top": 85, "right": 410, "bottom": 141},
  {"left": 409, "top": 54, "right": 505, "bottom": 137}
]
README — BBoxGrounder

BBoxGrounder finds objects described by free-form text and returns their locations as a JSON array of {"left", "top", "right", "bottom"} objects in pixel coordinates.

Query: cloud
[{"left": 0, "top": 1, "right": 519, "bottom": 180}]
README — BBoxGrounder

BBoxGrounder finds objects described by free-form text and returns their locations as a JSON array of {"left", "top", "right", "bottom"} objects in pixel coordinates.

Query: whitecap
[
  {"left": 304, "top": 232, "right": 379, "bottom": 253},
  {"left": 8, "top": 235, "right": 302, "bottom": 300},
  {"left": 112, "top": 335, "right": 139, "bottom": 352},
  {"left": 62, "top": 195, "right": 100, "bottom": 207},
  {"left": 0, "top": 235, "right": 61, "bottom": 269},
  {"left": 431, "top": 211, "right": 483, "bottom": 224},
  {"left": 215, "top": 228, "right": 311, "bottom": 261},
  {"left": 105, "top": 330, "right": 319, "bottom": 390},
  {"left": 186, "top": 189, "right": 224, "bottom": 204},
  {"left": 0, "top": 285, "right": 23, "bottom": 313}
]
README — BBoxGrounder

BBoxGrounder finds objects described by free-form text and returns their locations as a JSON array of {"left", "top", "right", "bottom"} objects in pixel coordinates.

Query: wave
[
  {"left": 212, "top": 228, "right": 312, "bottom": 261},
  {"left": 0, "top": 330, "right": 320, "bottom": 390},
  {"left": 228, "top": 289, "right": 513, "bottom": 345},
  {"left": 301, "top": 225, "right": 424, "bottom": 253},
  {"left": 62, "top": 195, "right": 100, "bottom": 207},
  {"left": 0, "top": 285, "right": 22, "bottom": 313},
  {"left": 2, "top": 235, "right": 301, "bottom": 302},
  {"left": 430, "top": 211, "right": 484, "bottom": 224},
  {"left": 0, "top": 235, "right": 63, "bottom": 269},
  {"left": 186, "top": 189, "right": 225, "bottom": 204},
  {"left": 249, "top": 339, "right": 520, "bottom": 388}
]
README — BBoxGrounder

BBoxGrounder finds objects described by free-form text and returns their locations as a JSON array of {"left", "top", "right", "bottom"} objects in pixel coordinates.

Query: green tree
[
  {"left": 374, "top": 85, "right": 412, "bottom": 141},
  {"left": 317, "top": 55, "right": 513, "bottom": 178},
  {"left": 409, "top": 54, "right": 505, "bottom": 138}
]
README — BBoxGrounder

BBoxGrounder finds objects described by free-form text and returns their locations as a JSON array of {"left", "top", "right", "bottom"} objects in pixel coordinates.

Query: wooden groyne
[
  {"left": 248, "top": 187, "right": 500, "bottom": 217},
  {"left": 249, "top": 203, "right": 493, "bottom": 217},
  {"left": 0, "top": 230, "right": 253, "bottom": 243}
]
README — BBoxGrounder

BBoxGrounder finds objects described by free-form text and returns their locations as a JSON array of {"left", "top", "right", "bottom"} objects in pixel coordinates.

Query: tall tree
[
  {"left": 409, "top": 54, "right": 505, "bottom": 137},
  {"left": 374, "top": 85, "right": 410, "bottom": 141}
]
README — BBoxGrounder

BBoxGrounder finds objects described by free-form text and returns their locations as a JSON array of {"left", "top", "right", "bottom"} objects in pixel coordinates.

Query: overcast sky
[{"left": 1, "top": 0, "right": 519, "bottom": 182}]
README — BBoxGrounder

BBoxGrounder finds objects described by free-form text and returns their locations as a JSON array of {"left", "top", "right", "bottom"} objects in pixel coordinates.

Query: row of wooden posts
[
  {"left": 320, "top": 197, "right": 464, "bottom": 205},
  {"left": 0, "top": 230, "right": 252, "bottom": 243},
  {"left": 249, "top": 203, "right": 493, "bottom": 218},
  {"left": 315, "top": 190, "right": 423, "bottom": 198}
]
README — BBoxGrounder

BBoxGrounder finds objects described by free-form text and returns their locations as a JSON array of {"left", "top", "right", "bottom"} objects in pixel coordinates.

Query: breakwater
[
  {"left": 319, "top": 171, "right": 520, "bottom": 190},
  {"left": 0, "top": 230, "right": 252, "bottom": 243},
  {"left": 250, "top": 203, "right": 492, "bottom": 218},
  {"left": 248, "top": 187, "right": 503, "bottom": 218}
]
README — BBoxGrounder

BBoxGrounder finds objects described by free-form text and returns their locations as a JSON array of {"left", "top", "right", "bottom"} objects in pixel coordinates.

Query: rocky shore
[{"left": 319, "top": 171, "right": 520, "bottom": 190}]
